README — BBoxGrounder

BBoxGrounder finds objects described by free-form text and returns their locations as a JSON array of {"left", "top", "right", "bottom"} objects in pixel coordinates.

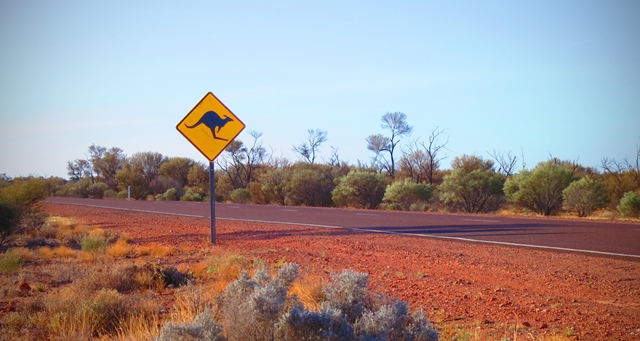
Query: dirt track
[{"left": 43, "top": 203, "right": 640, "bottom": 340}]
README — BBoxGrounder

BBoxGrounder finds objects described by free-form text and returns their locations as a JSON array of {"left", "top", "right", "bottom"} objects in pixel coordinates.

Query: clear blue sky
[{"left": 1, "top": 1, "right": 639, "bottom": 178}]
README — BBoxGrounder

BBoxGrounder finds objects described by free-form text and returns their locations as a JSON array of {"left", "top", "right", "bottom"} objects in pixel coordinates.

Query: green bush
[
  {"left": 562, "top": 177, "right": 608, "bottom": 217},
  {"left": 229, "top": 188, "right": 252, "bottom": 204},
  {"left": 618, "top": 191, "right": 640, "bottom": 218},
  {"left": 504, "top": 161, "right": 575, "bottom": 216},
  {"left": 285, "top": 165, "right": 335, "bottom": 207},
  {"left": 87, "top": 182, "right": 109, "bottom": 199},
  {"left": 0, "top": 202, "right": 17, "bottom": 246},
  {"left": 0, "top": 178, "right": 49, "bottom": 244},
  {"left": 332, "top": 171, "right": 387, "bottom": 209},
  {"left": 0, "top": 248, "right": 26, "bottom": 274},
  {"left": 70, "top": 178, "right": 92, "bottom": 198},
  {"left": 383, "top": 179, "right": 433, "bottom": 211},
  {"left": 80, "top": 234, "right": 108, "bottom": 253},
  {"left": 439, "top": 168, "right": 505, "bottom": 213},
  {"left": 163, "top": 188, "right": 181, "bottom": 201}
]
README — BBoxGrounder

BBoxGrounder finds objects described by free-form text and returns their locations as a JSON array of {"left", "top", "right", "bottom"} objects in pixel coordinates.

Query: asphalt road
[{"left": 45, "top": 197, "right": 640, "bottom": 259}]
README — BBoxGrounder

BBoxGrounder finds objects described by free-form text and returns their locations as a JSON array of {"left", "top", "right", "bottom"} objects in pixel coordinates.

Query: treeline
[{"left": 3, "top": 113, "right": 640, "bottom": 219}]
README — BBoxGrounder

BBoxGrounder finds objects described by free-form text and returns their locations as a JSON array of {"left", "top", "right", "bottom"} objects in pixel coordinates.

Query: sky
[{"left": 1, "top": 0, "right": 639, "bottom": 179}]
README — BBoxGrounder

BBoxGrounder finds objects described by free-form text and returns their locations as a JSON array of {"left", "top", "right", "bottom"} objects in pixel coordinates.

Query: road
[{"left": 45, "top": 197, "right": 640, "bottom": 259}]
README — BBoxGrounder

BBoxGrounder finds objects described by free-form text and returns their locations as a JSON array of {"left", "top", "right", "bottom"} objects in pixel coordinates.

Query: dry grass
[
  {"left": 53, "top": 245, "right": 76, "bottom": 258},
  {"left": 290, "top": 273, "right": 325, "bottom": 310},
  {"left": 136, "top": 242, "right": 174, "bottom": 258},
  {"left": 106, "top": 238, "right": 131, "bottom": 257}
]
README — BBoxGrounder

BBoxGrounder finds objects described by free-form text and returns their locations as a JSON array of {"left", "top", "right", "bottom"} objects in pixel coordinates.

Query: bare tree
[
  {"left": 292, "top": 129, "right": 328, "bottom": 164},
  {"left": 66, "top": 159, "right": 93, "bottom": 182},
  {"left": 217, "top": 130, "right": 267, "bottom": 188},
  {"left": 366, "top": 112, "right": 412, "bottom": 177},
  {"left": 328, "top": 146, "right": 341, "bottom": 166},
  {"left": 488, "top": 149, "right": 518, "bottom": 177}
]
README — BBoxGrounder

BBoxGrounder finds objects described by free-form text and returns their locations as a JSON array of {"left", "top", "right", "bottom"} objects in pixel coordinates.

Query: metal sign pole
[{"left": 209, "top": 161, "right": 216, "bottom": 244}]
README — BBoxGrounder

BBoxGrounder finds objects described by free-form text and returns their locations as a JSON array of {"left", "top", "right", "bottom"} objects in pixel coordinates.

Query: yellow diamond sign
[{"left": 177, "top": 92, "right": 246, "bottom": 161}]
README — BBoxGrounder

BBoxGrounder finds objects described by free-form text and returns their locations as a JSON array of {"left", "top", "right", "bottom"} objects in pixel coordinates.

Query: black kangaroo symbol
[{"left": 186, "top": 110, "right": 233, "bottom": 141}]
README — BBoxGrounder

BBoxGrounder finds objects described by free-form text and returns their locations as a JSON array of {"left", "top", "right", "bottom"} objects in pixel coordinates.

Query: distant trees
[
  {"left": 367, "top": 112, "right": 413, "bottom": 178},
  {"left": 55, "top": 137, "right": 640, "bottom": 220}
]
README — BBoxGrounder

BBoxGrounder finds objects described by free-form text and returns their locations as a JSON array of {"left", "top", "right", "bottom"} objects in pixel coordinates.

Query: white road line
[
  {"left": 464, "top": 219, "right": 500, "bottom": 223},
  {"left": 356, "top": 213, "right": 379, "bottom": 216},
  {"left": 47, "top": 201, "right": 640, "bottom": 259},
  {"left": 280, "top": 209, "right": 298, "bottom": 212},
  {"left": 227, "top": 206, "right": 241, "bottom": 209}
]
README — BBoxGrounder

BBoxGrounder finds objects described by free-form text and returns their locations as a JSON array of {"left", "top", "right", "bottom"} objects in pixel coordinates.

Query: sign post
[{"left": 177, "top": 92, "right": 245, "bottom": 244}]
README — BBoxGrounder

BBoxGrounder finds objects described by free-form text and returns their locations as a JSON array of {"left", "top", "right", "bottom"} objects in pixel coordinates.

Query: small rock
[
  {"left": 19, "top": 281, "right": 31, "bottom": 292},
  {"left": 540, "top": 323, "right": 548, "bottom": 329}
]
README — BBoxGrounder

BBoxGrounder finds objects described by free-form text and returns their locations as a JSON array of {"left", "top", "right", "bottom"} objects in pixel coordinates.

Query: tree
[
  {"left": 367, "top": 112, "right": 412, "bottom": 178},
  {"left": 562, "top": 176, "right": 608, "bottom": 217},
  {"left": 439, "top": 167, "right": 505, "bottom": 213},
  {"left": 451, "top": 154, "right": 494, "bottom": 172},
  {"left": 116, "top": 163, "right": 149, "bottom": 200},
  {"left": 504, "top": 161, "right": 575, "bottom": 216},
  {"left": 488, "top": 150, "right": 518, "bottom": 177},
  {"left": 400, "top": 128, "right": 448, "bottom": 185},
  {"left": 285, "top": 164, "right": 336, "bottom": 207},
  {"left": 159, "top": 157, "right": 194, "bottom": 188},
  {"left": 332, "top": 171, "right": 387, "bottom": 209},
  {"left": 292, "top": 129, "right": 328, "bottom": 164},
  {"left": 383, "top": 178, "right": 433, "bottom": 211},
  {"left": 90, "top": 146, "right": 126, "bottom": 190},
  {"left": 186, "top": 162, "right": 209, "bottom": 198},
  {"left": 216, "top": 130, "right": 267, "bottom": 189},
  {"left": 128, "top": 152, "right": 166, "bottom": 184},
  {"left": 66, "top": 159, "right": 93, "bottom": 182},
  {"left": 258, "top": 167, "right": 291, "bottom": 205}
]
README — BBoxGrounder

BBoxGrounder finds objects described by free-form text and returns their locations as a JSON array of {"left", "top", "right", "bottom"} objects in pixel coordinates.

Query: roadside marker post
[{"left": 176, "top": 92, "right": 245, "bottom": 244}]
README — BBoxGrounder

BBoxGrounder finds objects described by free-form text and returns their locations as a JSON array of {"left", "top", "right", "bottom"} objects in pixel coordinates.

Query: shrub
[
  {"left": 182, "top": 188, "right": 203, "bottom": 202},
  {"left": 504, "top": 161, "right": 575, "bottom": 216},
  {"left": 259, "top": 167, "right": 291, "bottom": 205},
  {"left": 562, "top": 176, "right": 608, "bottom": 217},
  {"left": 618, "top": 191, "right": 640, "bottom": 218},
  {"left": 87, "top": 182, "right": 109, "bottom": 199},
  {"left": 159, "top": 263, "right": 439, "bottom": 341},
  {"left": 158, "top": 308, "right": 225, "bottom": 341},
  {"left": 0, "top": 248, "right": 27, "bottom": 274},
  {"left": 0, "top": 178, "right": 49, "bottom": 244},
  {"left": 285, "top": 164, "right": 336, "bottom": 207},
  {"left": 103, "top": 189, "right": 118, "bottom": 199},
  {"left": 229, "top": 188, "right": 252, "bottom": 204},
  {"left": 164, "top": 188, "right": 181, "bottom": 201},
  {"left": 439, "top": 168, "right": 505, "bottom": 213},
  {"left": 383, "top": 179, "right": 433, "bottom": 211},
  {"left": 217, "top": 263, "right": 300, "bottom": 340},
  {"left": 83, "top": 289, "right": 128, "bottom": 335},
  {"left": 80, "top": 234, "right": 107, "bottom": 253},
  {"left": 332, "top": 170, "right": 387, "bottom": 209},
  {"left": 0, "top": 202, "right": 17, "bottom": 246}
]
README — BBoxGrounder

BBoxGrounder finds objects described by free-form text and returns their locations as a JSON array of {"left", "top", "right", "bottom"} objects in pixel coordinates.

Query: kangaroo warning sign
[{"left": 177, "top": 92, "right": 245, "bottom": 161}]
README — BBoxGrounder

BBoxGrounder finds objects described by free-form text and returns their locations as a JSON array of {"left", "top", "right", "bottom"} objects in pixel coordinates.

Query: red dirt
[{"left": 42, "top": 203, "right": 640, "bottom": 340}]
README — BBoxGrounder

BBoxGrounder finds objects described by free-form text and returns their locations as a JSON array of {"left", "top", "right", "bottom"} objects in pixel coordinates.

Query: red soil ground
[{"left": 42, "top": 203, "right": 640, "bottom": 340}]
